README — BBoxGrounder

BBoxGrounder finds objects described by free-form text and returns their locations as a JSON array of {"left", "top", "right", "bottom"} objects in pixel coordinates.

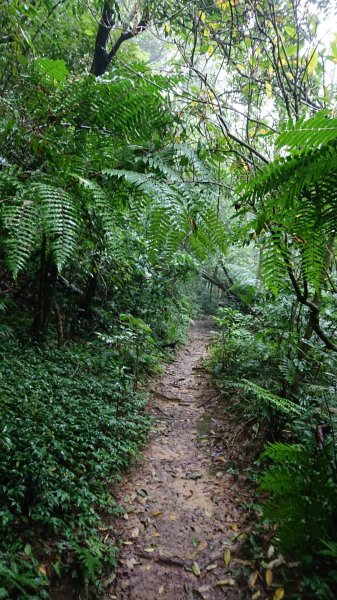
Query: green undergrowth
[
  {"left": 207, "top": 297, "right": 337, "bottom": 599},
  {"left": 0, "top": 335, "right": 155, "bottom": 598}
]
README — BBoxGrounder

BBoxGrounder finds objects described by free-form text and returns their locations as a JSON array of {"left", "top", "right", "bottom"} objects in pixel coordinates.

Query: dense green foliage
[
  {"left": 2, "top": 0, "right": 337, "bottom": 598},
  {"left": 0, "top": 339, "right": 150, "bottom": 596}
]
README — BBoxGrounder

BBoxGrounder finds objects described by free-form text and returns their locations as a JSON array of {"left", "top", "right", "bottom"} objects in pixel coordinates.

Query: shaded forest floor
[{"left": 99, "top": 317, "right": 267, "bottom": 600}]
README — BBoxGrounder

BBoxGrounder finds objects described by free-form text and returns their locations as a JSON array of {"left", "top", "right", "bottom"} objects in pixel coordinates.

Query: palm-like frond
[{"left": 239, "top": 110, "right": 337, "bottom": 291}]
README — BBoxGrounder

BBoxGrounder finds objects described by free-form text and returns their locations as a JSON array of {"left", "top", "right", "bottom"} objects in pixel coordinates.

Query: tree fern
[
  {"left": 2, "top": 195, "right": 39, "bottom": 278},
  {"left": 2, "top": 183, "right": 78, "bottom": 277},
  {"left": 240, "top": 110, "right": 337, "bottom": 294}
]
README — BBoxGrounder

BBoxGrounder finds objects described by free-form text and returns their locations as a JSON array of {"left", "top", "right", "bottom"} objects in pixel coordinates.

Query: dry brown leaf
[
  {"left": 233, "top": 558, "right": 254, "bottom": 567},
  {"left": 214, "top": 578, "right": 235, "bottom": 587},
  {"left": 224, "top": 548, "right": 231, "bottom": 566},
  {"left": 252, "top": 592, "right": 261, "bottom": 600},
  {"left": 266, "top": 555, "right": 285, "bottom": 569},
  {"left": 158, "top": 585, "right": 165, "bottom": 595},
  {"left": 206, "top": 562, "right": 217, "bottom": 571},
  {"left": 218, "top": 456, "right": 226, "bottom": 463},
  {"left": 38, "top": 565, "right": 47, "bottom": 575},
  {"left": 248, "top": 571, "right": 259, "bottom": 590},
  {"left": 265, "top": 569, "right": 273, "bottom": 586},
  {"left": 102, "top": 573, "right": 116, "bottom": 588},
  {"left": 169, "top": 513, "right": 177, "bottom": 521},
  {"left": 198, "top": 541, "right": 208, "bottom": 551},
  {"left": 152, "top": 510, "right": 162, "bottom": 517},
  {"left": 130, "top": 527, "right": 140, "bottom": 539},
  {"left": 273, "top": 588, "right": 285, "bottom": 600},
  {"left": 125, "top": 557, "right": 139, "bottom": 570},
  {"left": 144, "top": 547, "right": 155, "bottom": 553}
]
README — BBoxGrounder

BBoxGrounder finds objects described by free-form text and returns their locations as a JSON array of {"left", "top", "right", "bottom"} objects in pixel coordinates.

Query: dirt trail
[{"left": 106, "top": 318, "right": 254, "bottom": 600}]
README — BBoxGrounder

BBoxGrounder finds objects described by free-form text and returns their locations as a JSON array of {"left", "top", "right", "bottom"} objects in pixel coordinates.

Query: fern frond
[
  {"left": 2, "top": 195, "right": 39, "bottom": 278},
  {"left": 36, "top": 184, "right": 78, "bottom": 269},
  {"left": 277, "top": 110, "right": 337, "bottom": 151},
  {"left": 228, "top": 378, "right": 303, "bottom": 415}
]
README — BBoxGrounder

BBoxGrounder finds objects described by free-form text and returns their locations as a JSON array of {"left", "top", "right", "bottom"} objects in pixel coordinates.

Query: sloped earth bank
[{"left": 103, "top": 318, "right": 266, "bottom": 600}]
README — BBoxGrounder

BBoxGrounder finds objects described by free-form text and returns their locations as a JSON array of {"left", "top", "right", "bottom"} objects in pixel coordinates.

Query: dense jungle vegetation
[{"left": 1, "top": 0, "right": 337, "bottom": 598}]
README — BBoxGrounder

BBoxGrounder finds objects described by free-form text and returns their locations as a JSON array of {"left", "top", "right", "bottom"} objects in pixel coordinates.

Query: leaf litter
[{"left": 101, "top": 318, "right": 279, "bottom": 599}]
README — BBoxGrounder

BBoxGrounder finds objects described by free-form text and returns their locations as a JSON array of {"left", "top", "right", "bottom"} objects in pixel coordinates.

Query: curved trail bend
[{"left": 107, "top": 318, "right": 253, "bottom": 600}]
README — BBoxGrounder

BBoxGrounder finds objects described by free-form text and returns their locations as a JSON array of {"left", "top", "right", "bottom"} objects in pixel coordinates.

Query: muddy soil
[{"left": 103, "top": 318, "right": 260, "bottom": 600}]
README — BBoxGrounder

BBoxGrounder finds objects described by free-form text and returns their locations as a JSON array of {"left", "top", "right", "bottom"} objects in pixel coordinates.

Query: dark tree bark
[
  {"left": 80, "top": 270, "right": 99, "bottom": 316},
  {"left": 90, "top": 2, "right": 115, "bottom": 76},
  {"left": 33, "top": 237, "right": 58, "bottom": 341},
  {"left": 90, "top": 2, "right": 148, "bottom": 77}
]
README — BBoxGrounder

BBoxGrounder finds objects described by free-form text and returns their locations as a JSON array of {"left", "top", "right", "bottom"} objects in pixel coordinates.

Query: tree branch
[{"left": 90, "top": 2, "right": 148, "bottom": 77}]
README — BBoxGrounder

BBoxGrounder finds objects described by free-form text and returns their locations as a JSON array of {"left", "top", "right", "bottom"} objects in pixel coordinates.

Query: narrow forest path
[{"left": 105, "top": 318, "right": 256, "bottom": 600}]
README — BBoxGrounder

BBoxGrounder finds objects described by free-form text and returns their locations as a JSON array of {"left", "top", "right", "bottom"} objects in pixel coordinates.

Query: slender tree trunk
[
  {"left": 290, "top": 237, "right": 335, "bottom": 396},
  {"left": 33, "top": 237, "right": 58, "bottom": 340},
  {"left": 80, "top": 271, "right": 99, "bottom": 316},
  {"left": 290, "top": 295, "right": 319, "bottom": 397}
]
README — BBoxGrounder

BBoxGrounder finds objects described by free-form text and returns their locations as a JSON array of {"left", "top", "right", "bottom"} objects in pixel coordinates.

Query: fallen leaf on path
[
  {"left": 125, "top": 557, "right": 139, "bottom": 570},
  {"left": 169, "top": 513, "right": 177, "bottom": 521},
  {"left": 152, "top": 511, "right": 162, "bottom": 517},
  {"left": 273, "top": 589, "right": 285, "bottom": 600},
  {"left": 266, "top": 555, "right": 285, "bottom": 569},
  {"left": 158, "top": 585, "right": 165, "bottom": 594},
  {"left": 265, "top": 569, "right": 273, "bottom": 586},
  {"left": 224, "top": 548, "right": 231, "bottom": 566},
  {"left": 144, "top": 547, "right": 155, "bottom": 553},
  {"left": 233, "top": 558, "right": 254, "bottom": 567},
  {"left": 102, "top": 573, "right": 116, "bottom": 588},
  {"left": 267, "top": 544, "right": 275, "bottom": 558},
  {"left": 206, "top": 563, "right": 217, "bottom": 571},
  {"left": 130, "top": 527, "right": 140, "bottom": 538},
  {"left": 214, "top": 578, "right": 235, "bottom": 587},
  {"left": 252, "top": 592, "right": 261, "bottom": 600},
  {"left": 248, "top": 571, "right": 259, "bottom": 590},
  {"left": 198, "top": 540, "right": 208, "bottom": 551},
  {"left": 184, "top": 490, "right": 194, "bottom": 499},
  {"left": 38, "top": 565, "right": 47, "bottom": 575},
  {"left": 230, "top": 523, "right": 238, "bottom": 531},
  {"left": 192, "top": 561, "right": 201, "bottom": 576}
]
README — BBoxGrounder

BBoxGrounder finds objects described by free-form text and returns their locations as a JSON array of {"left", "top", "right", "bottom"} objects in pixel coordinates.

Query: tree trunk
[
  {"left": 80, "top": 271, "right": 99, "bottom": 316},
  {"left": 32, "top": 238, "right": 58, "bottom": 341}
]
